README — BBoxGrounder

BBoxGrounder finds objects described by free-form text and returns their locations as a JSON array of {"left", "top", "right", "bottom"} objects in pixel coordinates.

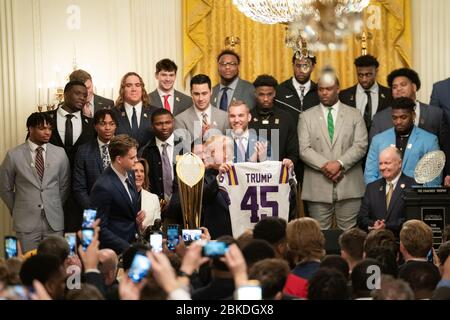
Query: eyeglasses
[{"left": 219, "top": 62, "right": 238, "bottom": 67}]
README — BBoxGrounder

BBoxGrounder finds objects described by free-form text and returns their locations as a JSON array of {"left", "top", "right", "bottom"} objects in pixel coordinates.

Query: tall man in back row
[{"left": 298, "top": 69, "right": 368, "bottom": 230}]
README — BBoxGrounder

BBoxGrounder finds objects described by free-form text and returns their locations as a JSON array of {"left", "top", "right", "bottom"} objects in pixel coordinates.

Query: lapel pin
[
  {"left": 213, "top": 121, "right": 217, "bottom": 126},
  {"left": 351, "top": 95, "right": 354, "bottom": 101},
  {"left": 121, "top": 112, "right": 126, "bottom": 117},
  {"left": 407, "top": 143, "right": 412, "bottom": 149},
  {"left": 275, "top": 118, "right": 280, "bottom": 124},
  {"left": 144, "top": 113, "right": 148, "bottom": 118},
  {"left": 379, "top": 185, "right": 384, "bottom": 191},
  {"left": 84, "top": 118, "right": 89, "bottom": 124},
  {"left": 400, "top": 184, "right": 405, "bottom": 189},
  {"left": 381, "top": 93, "right": 385, "bottom": 99},
  {"left": 262, "top": 120, "right": 269, "bottom": 124},
  {"left": 254, "top": 118, "right": 258, "bottom": 122},
  {"left": 176, "top": 97, "right": 180, "bottom": 102}
]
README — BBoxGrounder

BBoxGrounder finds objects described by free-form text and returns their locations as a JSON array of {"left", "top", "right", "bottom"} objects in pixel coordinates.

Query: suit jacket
[
  {"left": 148, "top": 89, "right": 192, "bottom": 116},
  {"left": 430, "top": 77, "right": 450, "bottom": 124},
  {"left": 275, "top": 78, "right": 320, "bottom": 126},
  {"left": 365, "top": 126, "right": 441, "bottom": 186},
  {"left": 0, "top": 142, "right": 70, "bottom": 233},
  {"left": 174, "top": 105, "right": 229, "bottom": 140},
  {"left": 47, "top": 108, "right": 96, "bottom": 168},
  {"left": 72, "top": 139, "right": 105, "bottom": 209},
  {"left": 338, "top": 83, "right": 392, "bottom": 115},
  {"left": 369, "top": 103, "right": 450, "bottom": 175},
  {"left": 90, "top": 166, "right": 139, "bottom": 254},
  {"left": 211, "top": 78, "right": 256, "bottom": 110},
  {"left": 357, "top": 173, "right": 416, "bottom": 236},
  {"left": 112, "top": 104, "right": 158, "bottom": 151},
  {"left": 298, "top": 102, "right": 368, "bottom": 203},
  {"left": 93, "top": 94, "right": 114, "bottom": 114}
]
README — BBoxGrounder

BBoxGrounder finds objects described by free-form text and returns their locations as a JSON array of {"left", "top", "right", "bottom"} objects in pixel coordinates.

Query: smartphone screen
[
  {"left": 4, "top": 236, "right": 18, "bottom": 259},
  {"left": 81, "top": 228, "right": 94, "bottom": 251},
  {"left": 182, "top": 229, "right": 202, "bottom": 244},
  {"left": 64, "top": 233, "right": 77, "bottom": 256},
  {"left": 82, "top": 209, "right": 97, "bottom": 228},
  {"left": 235, "top": 284, "right": 262, "bottom": 300},
  {"left": 128, "top": 252, "right": 151, "bottom": 283},
  {"left": 150, "top": 233, "right": 163, "bottom": 253},
  {"left": 202, "top": 241, "right": 229, "bottom": 257},
  {"left": 167, "top": 225, "right": 179, "bottom": 251}
]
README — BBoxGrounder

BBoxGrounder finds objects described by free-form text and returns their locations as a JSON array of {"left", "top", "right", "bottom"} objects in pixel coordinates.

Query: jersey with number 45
[{"left": 218, "top": 161, "right": 293, "bottom": 238}]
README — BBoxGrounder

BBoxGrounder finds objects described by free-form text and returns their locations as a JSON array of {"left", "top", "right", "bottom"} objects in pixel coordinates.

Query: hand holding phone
[
  {"left": 128, "top": 252, "right": 151, "bottom": 283},
  {"left": 202, "top": 241, "right": 229, "bottom": 257},
  {"left": 150, "top": 233, "right": 163, "bottom": 253},
  {"left": 4, "top": 236, "right": 18, "bottom": 259},
  {"left": 81, "top": 228, "right": 94, "bottom": 251},
  {"left": 64, "top": 233, "right": 77, "bottom": 256},
  {"left": 167, "top": 224, "right": 179, "bottom": 251},
  {"left": 82, "top": 209, "right": 97, "bottom": 228},
  {"left": 182, "top": 229, "right": 202, "bottom": 244}
]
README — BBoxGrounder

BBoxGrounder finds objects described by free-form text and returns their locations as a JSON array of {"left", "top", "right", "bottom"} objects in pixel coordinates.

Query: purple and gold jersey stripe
[
  {"left": 227, "top": 166, "right": 239, "bottom": 186},
  {"left": 279, "top": 164, "right": 289, "bottom": 184}
]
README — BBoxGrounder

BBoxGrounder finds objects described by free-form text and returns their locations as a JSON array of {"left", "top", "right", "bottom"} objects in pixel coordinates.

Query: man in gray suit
[
  {"left": 0, "top": 113, "right": 70, "bottom": 253},
  {"left": 211, "top": 50, "right": 255, "bottom": 111},
  {"left": 148, "top": 58, "right": 192, "bottom": 116},
  {"left": 175, "top": 74, "right": 229, "bottom": 143},
  {"left": 431, "top": 77, "right": 450, "bottom": 124},
  {"left": 298, "top": 69, "right": 368, "bottom": 230},
  {"left": 369, "top": 68, "right": 450, "bottom": 186}
]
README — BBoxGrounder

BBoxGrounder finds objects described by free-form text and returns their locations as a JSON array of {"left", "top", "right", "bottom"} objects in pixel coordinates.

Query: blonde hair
[
  {"left": 286, "top": 217, "right": 325, "bottom": 262},
  {"left": 115, "top": 72, "right": 150, "bottom": 107}
]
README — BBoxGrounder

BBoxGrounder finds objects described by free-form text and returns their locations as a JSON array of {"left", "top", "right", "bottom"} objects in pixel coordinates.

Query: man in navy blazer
[
  {"left": 358, "top": 147, "right": 416, "bottom": 236},
  {"left": 90, "top": 135, "right": 141, "bottom": 254},
  {"left": 73, "top": 109, "right": 117, "bottom": 209},
  {"left": 430, "top": 77, "right": 450, "bottom": 124},
  {"left": 365, "top": 98, "right": 440, "bottom": 186}
]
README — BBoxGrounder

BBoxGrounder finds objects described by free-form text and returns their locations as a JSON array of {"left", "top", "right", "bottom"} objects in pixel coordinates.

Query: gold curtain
[{"left": 183, "top": 0, "right": 412, "bottom": 89}]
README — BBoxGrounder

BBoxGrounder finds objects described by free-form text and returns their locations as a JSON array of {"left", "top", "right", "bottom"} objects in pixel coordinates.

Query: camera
[{"left": 128, "top": 252, "right": 151, "bottom": 283}]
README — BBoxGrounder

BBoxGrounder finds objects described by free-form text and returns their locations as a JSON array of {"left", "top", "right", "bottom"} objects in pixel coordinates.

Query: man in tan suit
[{"left": 298, "top": 69, "right": 368, "bottom": 230}]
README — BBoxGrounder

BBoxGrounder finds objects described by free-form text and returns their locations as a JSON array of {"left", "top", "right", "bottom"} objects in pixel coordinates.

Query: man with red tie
[{"left": 148, "top": 58, "right": 192, "bottom": 116}]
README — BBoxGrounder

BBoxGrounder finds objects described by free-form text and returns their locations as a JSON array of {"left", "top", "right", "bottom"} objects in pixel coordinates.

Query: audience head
[
  {"left": 253, "top": 217, "right": 287, "bottom": 258},
  {"left": 37, "top": 235, "right": 70, "bottom": 266},
  {"left": 116, "top": 72, "right": 149, "bottom": 107},
  {"left": 379, "top": 146, "right": 403, "bottom": 182},
  {"left": 190, "top": 74, "right": 212, "bottom": 111},
  {"left": 211, "top": 235, "right": 237, "bottom": 272},
  {"left": 93, "top": 109, "right": 117, "bottom": 143},
  {"left": 3, "top": 258, "right": 23, "bottom": 285},
  {"left": 155, "top": 58, "right": 178, "bottom": 93},
  {"left": 317, "top": 67, "right": 340, "bottom": 107},
  {"left": 308, "top": 267, "right": 349, "bottom": 300},
  {"left": 63, "top": 80, "right": 88, "bottom": 112},
  {"left": 400, "top": 219, "right": 433, "bottom": 261},
  {"left": 292, "top": 52, "right": 316, "bottom": 85},
  {"left": 372, "top": 275, "right": 414, "bottom": 300},
  {"left": 365, "top": 246, "right": 399, "bottom": 278},
  {"left": 398, "top": 260, "right": 440, "bottom": 299},
  {"left": 26, "top": 112, "right": 53, "bottom": 146},
  {"left": 287, "top": 217, "right": 325, "bottom": 263},
  {"left": 121, "top": 243, "right": 151, "bottom": 271},
  {"left": 151, "top": 108, "right": 174, "bottom": 141},
  {"left": 98, "top": 249, "right": 119, "bottom": 287},
  {"left": 253, "top": 74, "right": 278, "bottom": 110},
  {"left": 65, "top": 283, "right": 104, "bottom": 300},
  {"left": 241, "top": 239, "right": 276, "bottom": 269},
  {"left": 438, "top": 241, "right": 450, "bottom": 270},
  {"left": 217, "top": 50, "right": 240, "bottom": 84},
  {"left": 351, "top": 258, "right": 382, "bottom": 299},
  {"left": 354, "top": 54, "right": 379, "bottom": 90},
  {"left": 320, "top": 254, "right": 349, "bottom": 281},
  {"left": 387, "top": 67, "right": 421, "bottom": 100},
  {"left": 364, "top": 229, "right": 398, "bottom": 258},
  {"left": 249, "top": 258, "right": 290, "bottom": 300},
  {"left": 338, "top": 228, "right": 367, "bottom": 270}
]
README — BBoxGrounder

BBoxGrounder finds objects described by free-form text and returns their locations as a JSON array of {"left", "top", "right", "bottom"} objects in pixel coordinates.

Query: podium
[{"left": 403, "top": 187, "right": 450, "bottom": 249}]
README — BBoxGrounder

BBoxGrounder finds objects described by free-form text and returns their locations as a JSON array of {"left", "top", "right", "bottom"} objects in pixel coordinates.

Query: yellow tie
[{"left": 386, "top": 182, "right": 394, "bottom": 208}]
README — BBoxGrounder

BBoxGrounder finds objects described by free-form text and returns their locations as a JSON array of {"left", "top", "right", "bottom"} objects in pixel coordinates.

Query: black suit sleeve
[
  {"left": 72, "top": 148, "right": 91, "bottom": 209},
  {"left": 285, "top": 116, "right": 300, "bottom": 164},
  {"left": 357, "top": 187, "right": 374, "bottom": 232}
]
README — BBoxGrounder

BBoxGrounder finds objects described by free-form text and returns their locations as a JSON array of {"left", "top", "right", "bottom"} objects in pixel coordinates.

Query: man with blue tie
[
  {"left": 73, "top": 109, "right": 117, "bottom": 210},
  {"left": 90, "top": 134, "right": 142, "bottom": 254}
]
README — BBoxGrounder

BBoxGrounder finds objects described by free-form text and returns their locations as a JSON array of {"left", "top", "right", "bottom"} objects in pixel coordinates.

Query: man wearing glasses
[{"left": 211, "top": 50, "right": 256, "bottom": 111}]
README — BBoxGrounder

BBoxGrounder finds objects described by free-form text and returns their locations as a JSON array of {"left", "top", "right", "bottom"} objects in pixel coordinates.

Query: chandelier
[{"left": 233, "top": 0, "right": 370, "bottom": 51}]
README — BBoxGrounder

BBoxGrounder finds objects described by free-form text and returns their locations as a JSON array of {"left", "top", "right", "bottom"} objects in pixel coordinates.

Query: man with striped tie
[{"left": 0, "top": 113, "right": 70, "bottom": 253}]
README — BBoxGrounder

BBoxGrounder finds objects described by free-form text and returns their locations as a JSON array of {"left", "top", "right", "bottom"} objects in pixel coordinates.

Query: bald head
[
  {"left": 98, "top": 249, "right": 118, "bottom": 286},
  {"left": 379, "top": 147, "right": 402, "bottom": 182}
]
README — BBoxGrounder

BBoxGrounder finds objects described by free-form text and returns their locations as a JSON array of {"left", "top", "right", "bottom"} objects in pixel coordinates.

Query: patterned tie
[
  {"left": 201, "top": 112, "right": 209, "bottom": 126},
  {"left": 131, "top": 106, "right": 139, "bottom": 138},
  {"left": 35, "top": 146, "right": 45, "bottom": 182},
  {"left": 163, "top": 94, "right": 171, "bottom": 112},
  {"left": 299, "top": 85, "right": 305, "bottom": 109},
  {"left": 161, "top": 143, "right": 173, "bottom": 199},
  {"left": 327, "top": 107, "right": 334, "bottom": 143},
  {"left": 219, "top": 87, "right": 229, "bottom": 111},
  {"left": 101, "top": 144, "right": 110, "bottom": 170},
  {"left": 364, "top": 90, "right": 372, "bottom": 129},
  {"left": 65, "top": 114, "right": 74, "bottom": 147},
  {"left": 386, "top": 182, "right": 394, "bottom": 209}
]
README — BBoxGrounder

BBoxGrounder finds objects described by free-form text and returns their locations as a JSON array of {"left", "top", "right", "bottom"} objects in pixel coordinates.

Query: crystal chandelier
[{"left": 233, "top": 0, "right": 370, "bottom": 51}]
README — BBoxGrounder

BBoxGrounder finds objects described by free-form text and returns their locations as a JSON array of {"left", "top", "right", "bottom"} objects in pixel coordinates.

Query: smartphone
[
  {"left": 82, "top": 209, "right": 97, "bottom": 228},
  {"left": 202, "top": 241, "right": 229, "bottom": 257},
  {"left": 81, "top": 228, "right": 94, "bottom": 251},
  {"left": 235, "top": 281, "right": 262, "bottom": 300},
  {"left": 150, "top": 233, "right": 163, "bottom": 253},
  {"left": 64, "top": 233, "right": 77, "bottom": 256},
  {"left": 4, "top": 236, "right": 18, "bottom": 259},
  {"left": 167, "top": 224, "right": 179, "bottom": 251},
  {"left": 128, "top": 252, "right": 151, "bottom": 283},
  {"left": 427, "top": 249, "right": 434, "bottom": 263},
  {"left": 182, "top": 229, "right": 202, "bottom": 244}
]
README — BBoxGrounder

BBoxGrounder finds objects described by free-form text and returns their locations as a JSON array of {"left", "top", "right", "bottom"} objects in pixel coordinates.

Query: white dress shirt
[
  {"left": 321, "top": 102, "right": 340, "bottom": 127},
  {"left": 124, "top": 101, "right": 143, "bottom": 128},
  {"left": 414, "top": 100, "right": 421, "bottom": 127},
  {"left": 292, "top": 78, "right": 311, "bottom": 97},
  {"left": 156, "top": 133, "right": 175, "bottom": 179},
  {"left": 111, "top": 164, "right": 133, "bottom": 201},
  {"left": 386, "top": 171, "right": 402, "bottom": 194},
  {"left": 28, "top": 139, "right": 47, "bottom": 165},
  {"left": 157, "top": 88, "right": 175, "bottom": 111},
  {"left": 356, "top": 83, "right": 379, "bottom": 118},
  {"left": 57, "top": 107, "right": 82, "bottom": 145}
]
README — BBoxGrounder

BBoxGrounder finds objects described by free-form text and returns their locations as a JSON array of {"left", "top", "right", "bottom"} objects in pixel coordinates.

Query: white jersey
[{"left": 218, "top": 161, "right": 293, "bottom": 238}]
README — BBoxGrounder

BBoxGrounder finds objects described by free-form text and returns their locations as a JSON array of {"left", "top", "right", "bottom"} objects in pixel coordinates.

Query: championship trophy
[
  {"left": 176, "top": 153, "right": 205, "bottom": 229},
  {"left": 414, "top": 150, "right": 446, "bottom": 184}
]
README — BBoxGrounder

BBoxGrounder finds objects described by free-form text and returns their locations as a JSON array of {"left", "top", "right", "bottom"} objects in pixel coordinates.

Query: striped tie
[
  {"left": 327, "top": 107, "right": 334, "bottom": 143},
  {"left": 35, "top": 146, "right": 45, "bottom": 182}
]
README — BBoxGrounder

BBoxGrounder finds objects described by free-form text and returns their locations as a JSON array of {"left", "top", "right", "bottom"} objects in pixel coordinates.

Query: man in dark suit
[
  {"left": 73, "top": 109, "right": 118, "bottom": 210},
  {"left": 430, "top": 77, "right": 450, "bottom": 124},
  {"left": 275, "top": 52, "right": 320, "bottom": 126},
  {"left": 47, "top": 81, "right": 96, "bottom": 232},
  {"left": 339, "top": 54, "right": 392, "bottom": 131},
  {"left": 69, "top": 69, "right": 114, "bottom": 118},
  {"left": 358, "top": 146, "right": 415, "bottom": 236},
  {"left": 369, "top": 68, "right": 450, "bottom": 186},
  {"left": 148, "top": 59, "right": 192, "bottom": 116},
  {"left": 90, "top": 134, "right": 141, "bottom": 254},
  {"left": 112, "top": 72, "right": 158, "bottom": 152},
  {"left": 211, "top": 50, "right": 256, "bottom": 110}
]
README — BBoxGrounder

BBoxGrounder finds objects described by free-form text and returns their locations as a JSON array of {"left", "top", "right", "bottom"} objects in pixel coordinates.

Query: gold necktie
[{"left": 386, "top": 182, "right": 394, "bottom": 208}]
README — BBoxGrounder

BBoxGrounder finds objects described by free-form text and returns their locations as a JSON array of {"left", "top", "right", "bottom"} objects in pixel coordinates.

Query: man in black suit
[
  {"left": 369, "top": 68, "right": 450, "bottom": 186},
  {"left": 48, "top": 81, "right": 96, "bottom": 232},
  {"left": 339, "top": 54, "right": 392, "bottom": 131},
  {"left": 148, "top": 59, "right": 192, "bottom": 116},
  {"left": 358, "top": 146, "right": 415, "bottom": 236},
  {"left": 274, "top": 52, "right": 320, "bottom": 126},
  {"left": 73, "top": 109, "right": 118, "bottom": 210},
  {"left": 90, "top": 134, "right": 141, "bottom": 254},
  {"left": 69, "top": 69, "right": 114, "bottom": 118},
  {"left": 113, "top": 72, "right": 158, "bottom": 152}
]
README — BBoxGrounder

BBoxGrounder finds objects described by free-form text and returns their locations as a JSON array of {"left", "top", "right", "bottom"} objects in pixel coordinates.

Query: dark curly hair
[
  {"left": 354, "top": 54, "right": 379, "bottom": 68},
  {"left": 387, "top": 68, "right": 421, "bottom": 90}
]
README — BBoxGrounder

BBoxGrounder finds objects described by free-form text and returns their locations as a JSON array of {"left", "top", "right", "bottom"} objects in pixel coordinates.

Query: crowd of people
[{"left": 0, "top": 49, "right": 450, "bottom": 300}]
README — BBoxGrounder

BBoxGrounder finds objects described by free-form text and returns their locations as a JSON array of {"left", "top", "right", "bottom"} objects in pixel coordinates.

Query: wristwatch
[{"left": 177, "top": 270, "right": 192, "bottom": 278}]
